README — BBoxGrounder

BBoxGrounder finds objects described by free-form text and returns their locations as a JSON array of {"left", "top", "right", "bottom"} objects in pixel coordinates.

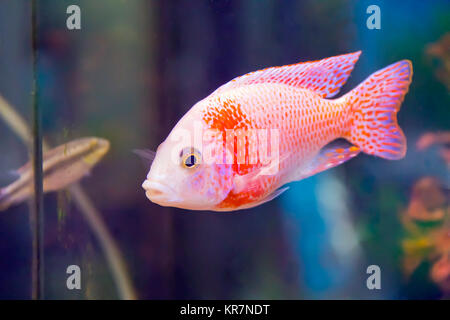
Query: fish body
[
  {"left": 0, "top": 137, "right": 109, "bottom": 211},
  {"left": 143, "top": 51, "right": 412, "bottom": 211}
]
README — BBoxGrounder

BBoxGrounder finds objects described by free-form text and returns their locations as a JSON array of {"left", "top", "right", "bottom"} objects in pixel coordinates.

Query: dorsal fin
[{"left": 213, "top": 51, "right": 361, "bottom": 98}]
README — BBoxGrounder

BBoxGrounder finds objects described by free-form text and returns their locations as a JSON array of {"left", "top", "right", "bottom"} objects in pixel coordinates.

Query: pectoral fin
[
  {"left": 133, "top": 149, "right": 157, "bottom": 168},
  {"left": 233, "top": 154, "right": 288, "bottom": 194},
  {"left": 238, "top": 187, "right": 290, "bottom": 210},
  {"left": 257, "top": 187, "right": 290, "bottom": 205}
]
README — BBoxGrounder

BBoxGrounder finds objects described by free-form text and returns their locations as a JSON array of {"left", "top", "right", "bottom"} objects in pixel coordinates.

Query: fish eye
[{"left": 180, "top": 147, "right": 201, "bottom": 169}]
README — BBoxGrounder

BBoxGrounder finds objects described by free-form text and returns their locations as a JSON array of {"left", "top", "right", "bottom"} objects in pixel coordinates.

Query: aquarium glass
[{"left": 0, "top": 0, "right": 449, "bottom": 300}]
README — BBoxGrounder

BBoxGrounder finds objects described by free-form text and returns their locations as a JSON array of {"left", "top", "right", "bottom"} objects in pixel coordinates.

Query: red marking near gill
[
  {"left": 203, "top": 99, "right": 262, "bottom": 178},
  {"left": 203, "top": 99, "right": 276, "bottom": 209}
]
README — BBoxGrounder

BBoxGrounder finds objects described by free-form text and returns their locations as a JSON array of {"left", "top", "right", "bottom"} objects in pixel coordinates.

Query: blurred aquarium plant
[
  {"left": 401, "top": 132, "right": 450, "bottom": 298},
  {"left": 426, "top": 33, "right": 450, "bottom": 91},
  {"left": 399, "top": 32, "right": 450, "bottom": 298}
]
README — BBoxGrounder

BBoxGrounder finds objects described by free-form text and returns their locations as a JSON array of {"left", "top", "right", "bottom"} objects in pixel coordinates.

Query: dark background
[{"left": 0, "top": 0, "right": 448, "bottom": 299}]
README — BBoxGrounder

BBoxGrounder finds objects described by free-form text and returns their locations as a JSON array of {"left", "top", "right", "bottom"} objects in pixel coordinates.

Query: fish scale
[{"left": 203, "top": 84, "right": 349, "bottom": 210}]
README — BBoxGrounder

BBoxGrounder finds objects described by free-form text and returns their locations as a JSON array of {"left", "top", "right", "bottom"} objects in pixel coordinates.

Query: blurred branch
[
  {"left": 0, "top": 94, "right": 137, "bottom": 300},
  {"left": 69, "top": 184, "right": 137, "bottom": 299},
  {"left": 0, "top": 95, "right": 33, "bottom": 149}
]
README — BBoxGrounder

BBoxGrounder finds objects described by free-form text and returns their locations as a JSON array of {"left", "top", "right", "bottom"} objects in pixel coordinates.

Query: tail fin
[{"left": 344, "top": 60, "right": 412, "bottom": 160}]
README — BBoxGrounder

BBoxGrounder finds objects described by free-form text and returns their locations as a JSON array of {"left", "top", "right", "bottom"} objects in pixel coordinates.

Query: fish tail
[{"left": 343, "top": 60, "right": 412, "bottom": 160}]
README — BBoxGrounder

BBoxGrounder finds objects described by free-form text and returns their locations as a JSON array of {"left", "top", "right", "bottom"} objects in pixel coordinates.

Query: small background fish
[{"left": 0, "top": 137, "right": 109, "bottom": 211}]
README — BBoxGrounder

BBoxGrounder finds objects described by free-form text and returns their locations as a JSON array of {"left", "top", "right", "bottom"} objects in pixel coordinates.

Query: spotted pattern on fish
[
  {"left": 143, "top": 51, "right": 413, "bottom": 212},
  {"left": 200, "top": 53, "right": 412, "bottom": 210},
  {"left": 345, "top": 60, "right": 412, "bottom": 159}
]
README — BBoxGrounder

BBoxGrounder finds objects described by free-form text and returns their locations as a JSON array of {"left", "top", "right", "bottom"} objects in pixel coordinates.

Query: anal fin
[{"left": 299, "top": 140, "right": 361, "bottom": 180}]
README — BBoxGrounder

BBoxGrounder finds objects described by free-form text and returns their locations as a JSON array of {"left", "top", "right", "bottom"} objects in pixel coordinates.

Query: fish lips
[{"left": 142, "top": 179, "right": 182, "bottom": 205}]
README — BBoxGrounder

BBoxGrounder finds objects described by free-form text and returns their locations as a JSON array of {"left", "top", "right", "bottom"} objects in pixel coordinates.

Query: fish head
[{"left": 142, "top": 107, "right": 234, "bottom": 210}]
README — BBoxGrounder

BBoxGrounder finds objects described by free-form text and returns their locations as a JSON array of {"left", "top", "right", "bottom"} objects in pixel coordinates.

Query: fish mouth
[{"left": 142, "top": 179, "right": 181, "bottom": 203}]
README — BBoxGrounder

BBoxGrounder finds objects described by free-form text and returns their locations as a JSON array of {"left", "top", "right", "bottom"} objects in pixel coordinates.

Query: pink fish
[{"left": 142, "top": 51, "right": 412, "bottom": 211}]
